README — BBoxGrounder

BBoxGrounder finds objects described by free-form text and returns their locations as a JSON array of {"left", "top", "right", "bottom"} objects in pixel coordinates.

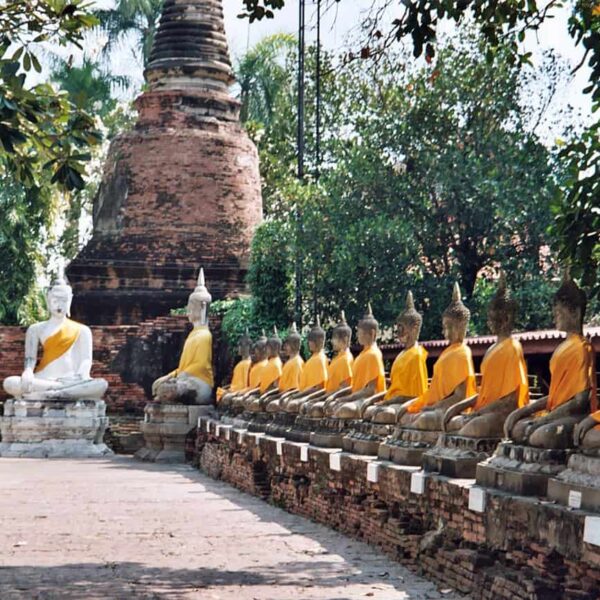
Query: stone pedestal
[
  {"left": 286, "top": 415, "right": 320, "bottom": 444},
  {"left": 135, "top": 402, "right": 212, "bottom": 463},
  {"left": 476, "top": 441, "right": 572, "bottom": 497},
  {"left": 423, "top": 434, "right": 501, "bottom": 479},
  {"left": 341, "top": 420, "right": 394, "bottom": 455},
  {"left": 0, "top": 398, "right": 111, "bottom": 458},
  {"left": 378, "top": 428, "right": 441, "bottom": 465},
  {"left": 548, "top": 451, "right": 600, "bottom": 512}
]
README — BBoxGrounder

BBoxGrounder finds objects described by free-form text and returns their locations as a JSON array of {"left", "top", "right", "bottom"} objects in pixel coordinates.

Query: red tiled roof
[{"left": 381, "top": 326, "right": 600, "bottom": 351}]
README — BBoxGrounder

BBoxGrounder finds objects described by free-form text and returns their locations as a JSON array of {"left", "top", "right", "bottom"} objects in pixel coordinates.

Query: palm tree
[
  {"left": 94, "top": 0, "right": 163, "bottom": 69},
  {"left": 235, "top": 33, "right": 296, "bottom": 127}
]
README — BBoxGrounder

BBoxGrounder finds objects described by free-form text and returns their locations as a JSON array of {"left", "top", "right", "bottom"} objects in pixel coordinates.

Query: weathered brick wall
[
  {"left": 0, "top": 313, "right": 228, "bottom": 415},
  {"left": 197, "top": 426, "right": 600, "bottom": 600}
]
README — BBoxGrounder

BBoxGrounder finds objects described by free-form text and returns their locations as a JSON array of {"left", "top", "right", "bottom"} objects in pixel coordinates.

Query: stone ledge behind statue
[{"left": 0, "top": 398, "right": 112, "bottom": 458}]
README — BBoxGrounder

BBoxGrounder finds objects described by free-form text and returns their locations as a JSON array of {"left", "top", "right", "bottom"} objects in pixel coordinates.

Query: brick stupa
[{"left": 67, "top": 0, "right": 263, "bottom": 325}]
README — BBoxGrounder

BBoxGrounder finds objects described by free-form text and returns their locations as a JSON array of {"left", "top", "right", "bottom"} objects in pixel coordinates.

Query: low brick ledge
[{"left": 195, "top": 418, "right": 600, "bottom": 600}]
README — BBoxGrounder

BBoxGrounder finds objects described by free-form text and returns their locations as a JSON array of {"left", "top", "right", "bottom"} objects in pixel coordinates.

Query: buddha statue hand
[
  {"left": 442, "top": 396, "right": 477, "bottom": 432},
  {"left": 503, "top": 398, "right": 545, "bottom": 439},
  {"left": 574, "top": 416, "right": 596, "bottom": 446},
  {"left": 21, "top": 368, "right": 35, "bottom": 395}
]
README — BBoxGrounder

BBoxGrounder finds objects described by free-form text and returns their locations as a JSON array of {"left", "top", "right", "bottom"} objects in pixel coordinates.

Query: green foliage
[
  {"left": 238, "top": 32, "right": 564, "bottom": 340},
  {"left": 246, "top": 219, "right": 295, "bottom": 324},
  {"left": 93, "top": 0, "right": 163, "bottom": 71},
  {"left": 240, "top": 1, "right": 600, "bottom": 297},
  {"left": 0, "top": 172, "right": 51, "bottom": 323},
  {"left": 0, "top": 1, "right": 102, "bottom": 191}
]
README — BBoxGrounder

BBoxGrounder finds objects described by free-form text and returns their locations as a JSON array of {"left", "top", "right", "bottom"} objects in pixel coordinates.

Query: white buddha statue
[
  {"left": 151, "top": 268, "right": 214, "bottom": 405},
  {"left": 3, "top": 275, "right": 108, "bottom": 400}
]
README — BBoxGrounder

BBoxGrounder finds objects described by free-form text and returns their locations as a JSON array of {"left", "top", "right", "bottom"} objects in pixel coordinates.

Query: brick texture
[{"left": 197, "top": 427, "right": 600, "bottom": 600}]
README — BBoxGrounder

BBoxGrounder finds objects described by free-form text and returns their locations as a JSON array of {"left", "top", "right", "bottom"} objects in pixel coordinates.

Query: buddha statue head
[
  {"left": 332, "top": 311, "right": 352, "bottom": 352},
  {"left": 238, "top": 328, "right": 252, "bottom": 359},
  {"left": 46, "top": 274, "right": 73, "bottom": 319},
  {"left": 284, "top": 322, "right": 302, "bottom": 358},
  {"left": 187, "top": 268, "right": 211, "bottom": 327},
  {"left": 442, "top": 282, "right": 470, "bottom": 344},
  {"left": 552, "top": 268, "right": 586, "bottom": 335},
  {"left": 487, "top": 271, "right": 518, "bottom": 338},
  {"left": 307, "top": 316, "right": 326, "bottom": 353},
  {"left": 252, "top": 330, "right": 269, "bottom": 363},
  {"left": 267, "top": 326, "right": 282, "bottom": 359},
  {"left": 357, "top": 303, "right": 379, "bottom": 347},
  {"left": 397, "top": 291, "right": 422, "bottom": 347}
]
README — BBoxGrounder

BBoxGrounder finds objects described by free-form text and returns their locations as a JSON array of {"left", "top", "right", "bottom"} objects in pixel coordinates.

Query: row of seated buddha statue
[{"left": 216, "top": 270, "right": 597, "bottom": 506}]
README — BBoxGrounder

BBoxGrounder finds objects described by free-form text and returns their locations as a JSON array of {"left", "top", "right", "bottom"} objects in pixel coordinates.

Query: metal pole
[
  {"left": 316, "top": 0, "right": 321, "bottom": 179},
  {"left": 295, "top": 0, "right": 306, "bottom": 325},
  {"left": 313, "top": 0, "right": 322, "bottom": 319}
]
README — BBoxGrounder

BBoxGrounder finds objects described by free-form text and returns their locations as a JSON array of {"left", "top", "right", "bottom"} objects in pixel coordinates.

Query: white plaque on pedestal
[
  {"left": 300, "top": 445, "right": 308, "bottom": 462},
  {"left": 367, "top": 461, "right": 380, "bottom": 483},
  {"left": 468, "top": 487, "right": 486, "bottom": 513},
  {"left": 330, "top": 452, "right": 342, "bottom": 471},
  {"left": 224, "top": 427, "right": 231, "bottom": 440},
  {"left": 568, "top": 490, "right": 582, "bottom": 509},
  {"left": 276, "top": 440, "right": 283, "bottom": 456},
  {"left": 410, "top": 471, "right": 426, "bottom": 495},
  {"left": 205, "top": 420, "right": 210, "bottom": 432},
  {"left": 583, "top": 516, "right": 600, "bottom": 546}
]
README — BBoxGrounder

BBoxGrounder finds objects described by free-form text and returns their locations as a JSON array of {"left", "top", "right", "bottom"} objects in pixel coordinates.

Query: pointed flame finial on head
[
  {"left": 290, "top": 322, "right": 298, "bottom": 333},
  {"left": 340, "top": 310, "right": 347, "bottom": 323},
  {"left": 444, "top": 281, "right": 470, "bottom": 323},
  {"left": 452, "top": 282, "right": 461, "bottom": 303},
  {"left": 189, "top": 266, "right": 212, "bottom": 305},
  {"left": 399, "top": 290, "right": 422, "bottom": 329}
]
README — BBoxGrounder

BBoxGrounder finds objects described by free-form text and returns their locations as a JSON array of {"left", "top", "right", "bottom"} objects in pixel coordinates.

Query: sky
[{"left": 60, "top": 1, "right": 593, "bottom": 142}]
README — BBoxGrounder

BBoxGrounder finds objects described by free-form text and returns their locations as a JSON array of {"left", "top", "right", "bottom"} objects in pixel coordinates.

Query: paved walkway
[{"left": 0, "top": 457, "right": 460, "bottom": 599}]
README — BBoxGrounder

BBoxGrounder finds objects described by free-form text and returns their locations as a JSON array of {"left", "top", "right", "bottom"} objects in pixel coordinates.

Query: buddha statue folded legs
[
  {"left": 310, "top": 305, "right": 386, "bottom": 451},
  {"left": 265, "top": 319, "right": 329, "bottom": 439},
  {"left": 0, "top": 273, "right": 111, "bottom": 458},
  {"left": 379, "top": 283, "right": 476, "bottom": 465},
  {"left": 423, "top": 272, "right": 530, "bottom": 477},
  {"left": 217, "top": 330, "right": 252, "bottom": 415},
  {"left": 137, "top": 268, "right": 216, "bottom": 463},
  {"left": 289, "top": 313, "right": 354, "bottom": 443},
  {"left": 477, "top": 270, "right": 594, "bottom": 497}
]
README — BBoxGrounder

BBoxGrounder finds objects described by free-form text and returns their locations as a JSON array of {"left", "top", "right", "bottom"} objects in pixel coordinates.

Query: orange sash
[
  {"left": 474, "top": 337, "right": 529, "bottom": 411},
  {"left": 325, "top": 349, "right": 354, "bottom": 393},
  {"left": 384, "top": 345, "right": 428, "bottom": 400},
  {"left": 299, "top": 351, "right": 329, "bottom": 391},
  {"left": 35, "top": 319, "right": 81, "bottom": 373},
  {"left": 279, "top": 355, "right": 304, "bottom": 392},
  {"left": 408, "top": 342, "right": 476, "bottom": 414},
  {"left": 351, "top": 345, "right": 386, "bottom": 393},
  {"left": 259, "top": 357, "right": 283, "bottom": 394},
  {"left": 547, "top": 334, "right": 592, "bottom": 412},
  {"left": 249, "top": 359, "right": 269, "bottom": 389}
]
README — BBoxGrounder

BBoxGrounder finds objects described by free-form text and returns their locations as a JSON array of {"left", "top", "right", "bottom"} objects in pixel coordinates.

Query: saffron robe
[
  {"left": 249, "top": 359, "right": 269, "bottom": 389},
  {"left": 384, "top": 345, "right": 428, "bottom": 401},
  {"left": 216, "top": 358, "right": 251, "bottom": 401},
  {"left": 279, "top": 355, "right": 304, "bottom": 392},
  {"left": 546, "top": 334, "right": 592, "bottom": 412},
  {"left": 325, "top": 349, "right": 354, "bottom": 394},
  {"left": 351, "top": 345, "right": 386, "bottom": 394},
  {"left": 169, "top": 325, "right": 214, "bottom": 387},
  {"left": 408, "top": 342, "right": 476, "bottom": 414},
  {"left": 260, "top": 356, "right": 284, "bottom": 394},
  {"left": 299, "top": 351, "right": 329, "bottom": 391},
  {"left": 35, "top": 318, "right": 81, "bottom": 373},
  {"left": 473, "top": 337, "right": 529, "bottom": 411}
]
